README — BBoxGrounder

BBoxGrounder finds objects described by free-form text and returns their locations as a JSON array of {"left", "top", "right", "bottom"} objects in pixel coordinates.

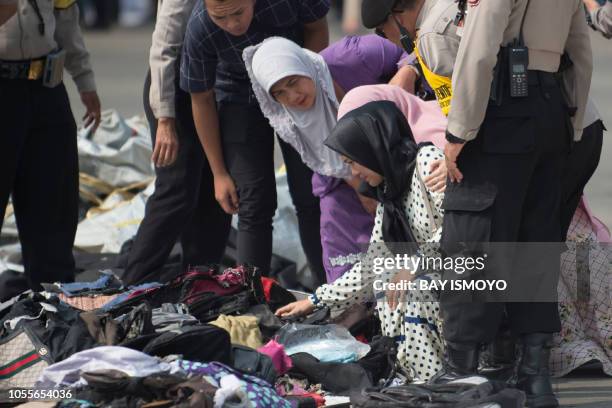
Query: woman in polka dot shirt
[{"left": 277, "top": 100, "right": 447, "bottom": 382}]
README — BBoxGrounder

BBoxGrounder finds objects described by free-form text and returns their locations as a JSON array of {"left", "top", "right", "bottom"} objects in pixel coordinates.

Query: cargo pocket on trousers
[{"left": 440, "top": 182, "right": 497, "bottom": 256}]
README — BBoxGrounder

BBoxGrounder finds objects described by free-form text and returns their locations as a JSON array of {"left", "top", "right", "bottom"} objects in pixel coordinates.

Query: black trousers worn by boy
[{"left": 218, "top": 102, "right": 325, "bottom": 283}]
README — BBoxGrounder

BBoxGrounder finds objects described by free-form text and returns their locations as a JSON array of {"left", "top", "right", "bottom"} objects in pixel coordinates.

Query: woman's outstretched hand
[{"left": 275, "top": 298, "right": 315, "bottom": 318}]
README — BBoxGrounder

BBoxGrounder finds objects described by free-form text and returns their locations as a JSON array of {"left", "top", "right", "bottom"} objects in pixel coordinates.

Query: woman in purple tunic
[{"left": 244, "top": 35, "right": 413, "bottom": 282}]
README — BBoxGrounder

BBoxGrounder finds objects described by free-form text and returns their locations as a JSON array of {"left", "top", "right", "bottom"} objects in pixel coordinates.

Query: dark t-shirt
[{"left": 180, "top": 0, "right": 330, "bottom": 105}]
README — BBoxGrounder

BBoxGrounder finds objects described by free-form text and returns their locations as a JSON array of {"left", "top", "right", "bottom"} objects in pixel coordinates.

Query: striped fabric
[{"left": 0, "top": 332, "right": 48, "bottom": 388}]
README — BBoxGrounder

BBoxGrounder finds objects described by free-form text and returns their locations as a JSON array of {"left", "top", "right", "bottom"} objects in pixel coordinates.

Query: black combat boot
[
  {"left": 479, "top": 327, "right": 517, "bottom": 382},
  {"left": 516, "top": 333, "right": 559, "bottom": 408},
  {"left": 430, "top": 342, "right": 479, "bottom": 384}
]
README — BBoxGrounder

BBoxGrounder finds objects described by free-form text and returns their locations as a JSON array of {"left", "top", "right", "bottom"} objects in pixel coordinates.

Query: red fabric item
[
  {"left": 260, "top": 277, "right": 278, "bottom": 302},
  {"left": 355, "top": 334, "right": 368, "bottom": 344},
  {"left": 301, "top": 393, "right": 325, "bottom": 407}
]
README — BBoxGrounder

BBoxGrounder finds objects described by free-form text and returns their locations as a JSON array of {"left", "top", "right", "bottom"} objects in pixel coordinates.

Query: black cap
[{"left": 361, "top": 0, "right": 395, "bottom": 28}]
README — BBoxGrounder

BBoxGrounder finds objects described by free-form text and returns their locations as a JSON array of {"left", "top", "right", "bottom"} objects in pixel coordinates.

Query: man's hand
[
  {"left": 214, "top": 173, "right": 239, "bottom": 215},
  {"left": 386, "top": 269, "right": 416, "bottom": 310},
  {"left": 152, "top": 118, "right": 179, "bottom": 167},
  {"left": 424, "top": 159, "right": 447, "bottom": 192},
  {"left": 275, "top": 298, "right": 316, "bottom": 318},
  {"left": 444, "top": 142, "right": 465, "bottom": 183},
  {"left": 80, "top": 91, "right": 101, "bottom": 132}
]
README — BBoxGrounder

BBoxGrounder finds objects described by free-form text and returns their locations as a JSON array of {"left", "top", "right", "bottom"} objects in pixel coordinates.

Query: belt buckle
[{"left": 28, "top": 59, "right": 44, "bottom": 80}]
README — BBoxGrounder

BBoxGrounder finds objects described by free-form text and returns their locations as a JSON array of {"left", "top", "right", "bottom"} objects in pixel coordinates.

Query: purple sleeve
[
  {"left": 352, "top": 35, "right": 406, "bottom": 79},
  {"left": 378, "top": 37, "right": 409, "bottom": 78}
]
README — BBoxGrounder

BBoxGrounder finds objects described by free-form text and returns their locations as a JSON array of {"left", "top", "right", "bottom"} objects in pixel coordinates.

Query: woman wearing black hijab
[{"left": 276, "top": 101, "right": 447, "bottom": 382}]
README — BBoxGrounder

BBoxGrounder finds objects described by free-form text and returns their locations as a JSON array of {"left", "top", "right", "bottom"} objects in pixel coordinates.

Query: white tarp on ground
[
  {"left": 76, "top": 171, "right": 307, "bottom": 271},
  {"left": 78, "top": 109, "right": 154, "bottom": 188},
  {"left": 75, "top": 182, "right": 154, "bottom": 253}
]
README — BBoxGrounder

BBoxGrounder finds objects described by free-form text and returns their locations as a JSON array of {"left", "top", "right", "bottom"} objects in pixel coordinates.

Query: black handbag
[
  {"left": 230, "top": 344, "right": 277, "bottom": 385},
  {"left": 141, "top": 325, "right": 232, "bottom": 365}
]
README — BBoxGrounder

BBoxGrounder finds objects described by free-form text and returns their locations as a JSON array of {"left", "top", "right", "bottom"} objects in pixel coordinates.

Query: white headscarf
[{"left": 244, "top": 37, "right": 350, "bottom": 178}]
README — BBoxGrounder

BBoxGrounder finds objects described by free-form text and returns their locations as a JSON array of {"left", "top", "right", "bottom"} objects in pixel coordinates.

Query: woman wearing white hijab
[{"left": 244, "top": 37, "right": 378, "bottom": 284}]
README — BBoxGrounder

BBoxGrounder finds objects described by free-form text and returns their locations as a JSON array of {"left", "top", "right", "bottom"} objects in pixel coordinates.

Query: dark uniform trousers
[
  {"left": 217, "top": 102, "right": 325, "bottom": 282},
  {"left": 561, "top": 120, "right": 604, "bottom": 239},
  {"left": 440, "top": 72, "right": 571, "bottom": 344},
  {"left": 0, "top": 79, "right": 78, "bottom": 290},
  {"left": 123, "top": 72, "right": 232, "bottom": 286}
]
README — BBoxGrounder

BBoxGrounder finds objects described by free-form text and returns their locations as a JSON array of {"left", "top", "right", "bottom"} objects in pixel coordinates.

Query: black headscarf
[{"left": 324, "top": 101, "right": 421, "bottom": 248}]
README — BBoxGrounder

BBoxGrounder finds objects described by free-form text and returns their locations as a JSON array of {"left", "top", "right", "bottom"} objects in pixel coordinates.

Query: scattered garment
[
  {"left": 210, "top": 315, "right": 263, "bottom": 349},
  {"left": 58, "top": 294, "right": 119, "bottom": 311},
  {"left": 214, "top": 374, "right": 249, "bottom": 408},
  {"left": 151, "top": 303, "right": 198, "bottom": 332},
  {"left": 289, "top": 353, "right": 373, "bottom": 396},
  {"left": 43, "top": 271, "right": 124, "bottom": 297},
  {"left": 171, "top": 360, "right": 292, "bottom": 408},
  {"left": 100, "top": 282, "right": 164, "bottom": 311},
  {"left": 66, "top": 369, "right": 216, "bottom": 408},
  {"left": 258, "top": 340, "right": 292, "bottom": 376},
  {"left": 35, "top": 346, "right": 175, "bottom": 389}
]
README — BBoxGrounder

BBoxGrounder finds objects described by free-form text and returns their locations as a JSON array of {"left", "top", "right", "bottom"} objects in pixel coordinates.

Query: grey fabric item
[
  {"left": 35, "top": 346, "right": 176, "bottom": 389},
  {"left": 152, "top": 303, "right": 198, "bottom": 332}
]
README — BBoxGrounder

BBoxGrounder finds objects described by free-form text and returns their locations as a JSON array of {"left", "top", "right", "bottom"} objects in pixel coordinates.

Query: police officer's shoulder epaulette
[
  {"left": 54, "top": 0, "right": 77, "bottom": 10},
  {"left": 432, "top": 2, "right": 457, "bottom": 35}
]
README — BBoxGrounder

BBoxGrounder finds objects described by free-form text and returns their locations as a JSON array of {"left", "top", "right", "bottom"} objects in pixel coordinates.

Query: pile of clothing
[{"left": 0, "top": 266, "right": 523, "bottom": 408}]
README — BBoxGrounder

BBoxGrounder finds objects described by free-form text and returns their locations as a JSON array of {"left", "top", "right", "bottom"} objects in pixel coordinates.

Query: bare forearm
[
  {"left": 389, "top": 65, "right": 418, "bottom": 94},
  {"left": 191, "top": 91, "right": 227, "bottom": 176},
  {"left": 303, "top": 17, "right": 329, "bottom": 53}
]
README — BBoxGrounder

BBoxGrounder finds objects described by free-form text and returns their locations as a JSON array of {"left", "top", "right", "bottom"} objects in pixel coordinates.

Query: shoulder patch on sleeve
[{"left": 54, "top": 0, "right": 76, "bottom": 9}]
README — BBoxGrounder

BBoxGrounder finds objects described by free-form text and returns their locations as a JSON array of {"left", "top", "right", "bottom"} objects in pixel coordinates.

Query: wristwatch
[{"left": 445, "top": 131, "right": 466, "bottom": 144}]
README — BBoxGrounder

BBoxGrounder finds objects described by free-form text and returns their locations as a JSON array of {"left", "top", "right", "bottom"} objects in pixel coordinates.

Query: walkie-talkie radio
[
  {"left": 508, "top": 43, "right": 529, "bottom": 97},
  {"left": 507, "top": 0, "right": 531, "bottom": 98}
]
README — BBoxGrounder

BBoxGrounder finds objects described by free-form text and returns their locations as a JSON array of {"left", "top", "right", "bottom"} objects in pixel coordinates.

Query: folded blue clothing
[
  {"left": 57, "top": 272, "right": 124, "bottom": 297},
  {"left": 100, "top": 282, "right": 164, "bottom": 311}
]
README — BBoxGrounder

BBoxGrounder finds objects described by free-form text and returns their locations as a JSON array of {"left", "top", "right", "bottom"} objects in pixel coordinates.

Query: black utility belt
[
  {"left": 0, "top": 57, "right": 46, "bottom": 80},
  {"left": 0, "top": 49, "right": 65, "bottom": 87},
  {"left": 525, "top": 71, "right": 557, "bottom": 87}
]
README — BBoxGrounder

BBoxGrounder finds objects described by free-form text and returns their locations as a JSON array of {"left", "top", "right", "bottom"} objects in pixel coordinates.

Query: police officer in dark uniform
[
  {"left": 0, "top": 0, "right": 101, "bottom": 290},
  {"left": 438, "top": 0, "right": 592, "bottom": 407}
]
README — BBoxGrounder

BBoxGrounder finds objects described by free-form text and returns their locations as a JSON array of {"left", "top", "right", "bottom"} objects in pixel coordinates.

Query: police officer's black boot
[
  {"left": 516, "top": 333, "right": 559, "bottom": 408},
  {"left": 430, "top": 342, "right": 479, "bottom": 384},
  {"left": 479, "top": 327, "right": 517, "bottom": 382}
]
